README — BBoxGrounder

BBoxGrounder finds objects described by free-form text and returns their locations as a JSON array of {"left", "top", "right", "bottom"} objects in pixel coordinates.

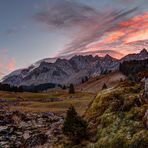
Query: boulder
[{"left": 24, "top": 133, "right": 48, "bottom": 147}]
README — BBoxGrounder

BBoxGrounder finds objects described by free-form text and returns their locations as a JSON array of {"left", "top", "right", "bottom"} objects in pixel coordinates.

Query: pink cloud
[
  {"left": 0, "top": 60, "right": 4, "bottom": 77},
  {"left": 71, "top": 12, "right": 148, "bottom": 59},
  {"left": 7, "top": 58, "right": 16, "bottom": 72},
  {"left": 0, "top": 49, "right": 17, "bottom": 78},
  {"left": 119, "top": 12, "right": 148, "bottom": 43}
]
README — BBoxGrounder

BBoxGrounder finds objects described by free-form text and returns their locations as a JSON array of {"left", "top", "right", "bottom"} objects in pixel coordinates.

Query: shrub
[
  {"left": 62, "top": 85, "right": 66, "bottom": 90},
  {"left": 130, "top": 130, "right": 148, "bottom": 148},
  {"left": 69, "top": 84, "right": 75, "bottom": 94},
  {"left": 63, "top": 106, "right": 88, "bottom": 144},
  {"left": 111, "top": 134, "right": 127, "bottom": 148},
  {"left": 102, "top": 83, "right": 107, "bottom": 90}
]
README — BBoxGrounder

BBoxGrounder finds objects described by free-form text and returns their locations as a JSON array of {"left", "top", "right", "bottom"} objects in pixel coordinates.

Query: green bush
[
  {"left": 130, "top": 130, "right": 148, "bottom": 148},
  {"left": 69, "top": 84, "right": 75, "bottom": 94},
  {"left": 83, "top": 82, "right": 148, "bottom": 148},
  {"left": 63, "top": 106, "right": 88, "bottom": 144},
  {"left": 102, "top": 83, "right": 107, "bottom": 90},
  {"left": 111, "top": 134, "right": 127, "bottom": 148}
]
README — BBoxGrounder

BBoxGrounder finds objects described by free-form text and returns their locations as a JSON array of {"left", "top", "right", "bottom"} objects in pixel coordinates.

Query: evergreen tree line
[
  {"left": 0, "top": 83, "right": 59, "bottom": 92},
  {"left": 0, "top": 82, "right": 76, "bottom": 93},
  {"left": 119, "top": 59, "right": 148, "bottom": 76}
]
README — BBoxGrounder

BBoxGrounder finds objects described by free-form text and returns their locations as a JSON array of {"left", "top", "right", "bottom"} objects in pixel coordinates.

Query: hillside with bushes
[{"left": 66, "top": 82, "right": 148, "bottom": 148}]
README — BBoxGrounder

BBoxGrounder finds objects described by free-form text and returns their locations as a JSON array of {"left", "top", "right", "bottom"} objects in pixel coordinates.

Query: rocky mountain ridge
[{"left": 2, "top": 49, "right": 148, "bottom": 86}]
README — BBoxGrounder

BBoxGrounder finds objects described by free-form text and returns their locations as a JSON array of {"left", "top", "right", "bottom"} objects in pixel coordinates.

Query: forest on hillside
[{"left": 119, "top": 59, "right": 148, "bottom": 77}]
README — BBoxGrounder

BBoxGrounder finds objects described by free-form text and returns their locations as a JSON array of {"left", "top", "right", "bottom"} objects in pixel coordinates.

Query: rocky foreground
[{"left": 0, "top": 110, "right": 64, "bottom": 148}]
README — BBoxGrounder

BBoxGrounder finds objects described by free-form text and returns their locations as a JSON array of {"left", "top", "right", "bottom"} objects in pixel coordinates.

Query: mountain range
[{"left": 2, "top": 49, "right": 148, "bottom": 86}]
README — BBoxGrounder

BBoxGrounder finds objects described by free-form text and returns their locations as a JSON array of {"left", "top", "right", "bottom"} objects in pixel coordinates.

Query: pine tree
[
  {"left": 85, "top": 76, "right": 88, "bottom": 82},
  {"left": 62, "top": 85, "right": 66, "bottom": 90},
  {"left": 82, "top": 78, "right": 85, "bottom": 84},
  {"left": 62, "top": 106, "right": 88, "bottom": 144},
  {"left": 102, "top": 83, "right": 107, "bottom": 90},
  {"left": 69, "top": 84, "right": 75, "bottom": 94}
]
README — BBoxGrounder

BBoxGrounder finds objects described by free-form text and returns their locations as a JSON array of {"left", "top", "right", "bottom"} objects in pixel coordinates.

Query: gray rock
[
  {"left": 24, "top": 134, "right": 48, "bottom": 147},
  {"left": 0, "top": 110, "right": 63, "bottom": 147}
]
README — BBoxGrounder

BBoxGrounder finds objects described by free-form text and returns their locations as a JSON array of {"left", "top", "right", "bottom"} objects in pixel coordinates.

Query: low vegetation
[
  {"left": 80, "top": 81, "right": 148, "bottom": 148},
  {"left": 76, "top": 72, "right": 126, "bottom": 93},
  {"left": 102, "top": 83, "right": 107, "bottom": 90},
  {"left": 69, "top": 84, "right": 75, "bottom": 94},
  {"left": 1, "top": 72, "right": 147, "bottom": 147},
  {"left": 63, "top": 106, "right": 88, "bottom": 144},
  {"left": 0, "top": 90, "right": 95, "bottom": 116}
]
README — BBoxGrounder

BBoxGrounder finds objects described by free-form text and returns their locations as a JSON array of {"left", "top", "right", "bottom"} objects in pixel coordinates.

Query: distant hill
[
  {"left": 2, "top": 49, "right": 148, "bottom": 86},
  {"left": 76, "top": 71, "right": 126, "bottom": 93}
]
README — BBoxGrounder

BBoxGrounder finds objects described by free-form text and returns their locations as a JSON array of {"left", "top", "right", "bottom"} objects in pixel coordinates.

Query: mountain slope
[
  {"left": 77, "top": 72, "right": 126, "bottom": 93},
  {"left": 2, "top": 49, "right": 148, "bottom": 86},
  {"left": 83, "top": 82, "right": 148, "bottom": 148},
  {"left": 2, "top": 55, "right": 118, "bottom": 86}
]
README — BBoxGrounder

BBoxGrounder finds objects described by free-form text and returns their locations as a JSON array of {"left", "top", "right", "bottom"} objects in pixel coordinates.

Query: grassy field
[
  {"left": 0, "top": 72, "right": 125, "bottom": 116},
  {"left": 0, "top": 90, "right": 96, "bottom": 116}
]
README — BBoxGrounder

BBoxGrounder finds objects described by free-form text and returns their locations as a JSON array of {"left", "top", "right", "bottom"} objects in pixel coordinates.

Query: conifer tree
[
  {"left": 102, "top": 83, "right": 107, "bottom": 90},
  {"left": 69, "top": 84, "right": 75, "bottom": 94},
  {"left": 63, "top": 106, "right": 88, "bottom": 144}
]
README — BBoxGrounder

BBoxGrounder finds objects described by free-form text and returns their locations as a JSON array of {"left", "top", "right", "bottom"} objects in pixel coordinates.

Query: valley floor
[
  {"left": 0, "top": 72, "right": 147, "bottom": 148},
  {"left": 0, "top": 90, "right": 95, "bottom": 116},
  {"left": 0, "top": 90, "right": 95, "bottom": 147}
]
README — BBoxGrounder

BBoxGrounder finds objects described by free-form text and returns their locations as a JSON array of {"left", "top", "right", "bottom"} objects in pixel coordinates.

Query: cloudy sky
[{"left": 0, "top": 0, "right": 148, "bottom": 77}]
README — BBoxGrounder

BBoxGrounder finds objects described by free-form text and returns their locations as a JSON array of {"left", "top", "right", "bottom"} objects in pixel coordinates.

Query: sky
[{"left": 0, "top": 0, "right": 148, "bottom": 77}]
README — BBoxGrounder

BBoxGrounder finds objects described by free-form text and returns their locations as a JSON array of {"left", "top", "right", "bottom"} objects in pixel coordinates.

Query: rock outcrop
[{"left": 0, "top": 110, "right": 64, "bottom": 148}]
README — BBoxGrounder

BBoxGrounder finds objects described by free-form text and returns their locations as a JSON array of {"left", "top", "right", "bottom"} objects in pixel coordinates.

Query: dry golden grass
[
  {"left": 76, "top": 71, "right": 126, "bottom": 93},
  {"left": 1, "top": 90, "right": 95, "bottom": 116},
  {"left": 1, "top": 72, "right": 124, "bottom": 115}
]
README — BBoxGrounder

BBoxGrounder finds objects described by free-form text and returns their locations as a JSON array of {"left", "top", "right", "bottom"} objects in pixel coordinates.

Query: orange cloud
[
  {"left": 120, "top": 12, "right": 148, "bottom": 28},
  {"left": 7, "top": 58, "right": 16, "bottom": 72},
  {"left": 119, "top": 12, "right": 148, "bottom": 43},
  {"left": 85, "top": 12, "right": 148, "bottom": 57},
  {"left": 86, "top": 13, "right": 148, "bottom": 48},
  {"left": 0, "top": 60, "right": 4, "bottom": 77},
  {"left": 0, "top": 49, "right": 17, "bottom": 78},
  {"left": 98, "top": 12, "right": 148, "bottom": 45},
  {"left": 97, "top": 12, "right": 148, "bottom": 46},
  {"left": 80, "top": 46, "right": 124, "bottom": 59},
  {"left": 124, "top": 29, "right": 148, "bottom": 43},
  {"left": 102, "top": 31, "right": 125, "bottom": 44}
]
